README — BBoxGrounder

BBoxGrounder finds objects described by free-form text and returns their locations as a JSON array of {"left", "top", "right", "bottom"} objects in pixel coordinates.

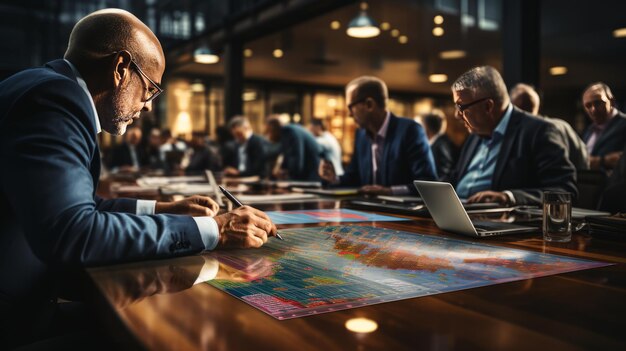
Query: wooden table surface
[{"left": 86, "top": 198, "right": 626, "bottom": 351}]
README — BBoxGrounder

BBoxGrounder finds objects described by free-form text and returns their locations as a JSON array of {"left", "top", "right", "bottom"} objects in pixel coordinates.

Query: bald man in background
[
  {"left": 510, "top": 83, "right": 589, "bottom": 170},
  {"left": 0, "top": 9, "right": 276, "bottom": 348}
]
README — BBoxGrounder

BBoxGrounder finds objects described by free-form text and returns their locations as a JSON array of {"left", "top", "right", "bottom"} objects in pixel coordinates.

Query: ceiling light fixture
[
  {"left": 613, "top": 27, "right": 626, "bottom": 38},
  {"left": 380, "top": 22, "right": 391, "bottom": 31},
  {"left": 549, "top": 66, "right": 568, "bottom": 75},
  {"left": 429, "top": 74, "right": 448, "bottom": 83},
  {"left": 434, "top": 15, "right": 444, "bottom": 25},
  {"left": 439, "top": 50, "right": 467, "bottom": 59},
  {"left": 398, "top": 35, "right": 408, "bottom": 44},
  {"left": 346, "top": 2, "right": 380, "bottom": 38},
  {"left": 194, "top": 46, "right": 219, "bottom": 64},
  {"left": 390, "top": 29, "right": 400, "bottom": 37},
  {"left": 330, "top": 20, "right": 341, "bottom": 30},
  {"left": 432, "top": 27, "right": 444, "bottom": 37},
  {"left": 243, "top": 48, "right": 253, "bottom": 58}
]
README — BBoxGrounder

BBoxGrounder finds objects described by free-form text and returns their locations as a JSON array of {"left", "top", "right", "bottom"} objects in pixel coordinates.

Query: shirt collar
[
  {"left": 492, "top": 103, "right": 513, "bottom": 139},
  {"left": 376, "top": 111, "right": 392, "bottom": 139},
  {"left": 64, "top": 59, "right": 101, "bottom": 134}
]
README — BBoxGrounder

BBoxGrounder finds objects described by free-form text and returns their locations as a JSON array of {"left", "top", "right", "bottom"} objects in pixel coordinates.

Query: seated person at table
[
  {"left": 185, "top": 131, "right": 221, "bottom": 174},
  {"left": 0, "top": 9, "right": 277, "bottom": 348},
  {"left": 106, "top": 125, "right": 147, "bottom": 172},
  {"left": 421, "top": 111, "right": 459, "bottom": 181},
  {"left": 309, "top": 118, "right": 344, "bottom": 176},
  {"left": 223, "top": 115, "right": 269, "bottom": 178},
  {"left": 449, "top": 66, "right": 576, "bottom": 205},
  {"left": 319, "top": 76, "right": 437, "bottom": 195},
  {"left": 581, "top": 82, "right": 626, "bottom": 172},
  {"left": 598, "top": 143, "right": 626, "bottom": 213},
  {"left": 265, "top": 116, "right": 322, "bottom": 181},
  {"left": 510, "top": 83, "right": 589, "bottom": 170}
]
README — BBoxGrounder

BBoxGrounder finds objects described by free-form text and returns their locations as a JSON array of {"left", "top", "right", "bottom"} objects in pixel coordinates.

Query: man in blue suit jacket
[
  {"left": 449, "top": 66, "right": 576, "bottom": 206},
  {"left": 581, "top": 82, "right": 626, "bottom": 172},
  {"left": 266, "top": 117, "right": 322, "bottom": 181},
  {"left": 319, "top": 76, "right": 437, "bottom": 195},
  {"left": 0, "top": 9, "right": 276, "bottom": 347}
]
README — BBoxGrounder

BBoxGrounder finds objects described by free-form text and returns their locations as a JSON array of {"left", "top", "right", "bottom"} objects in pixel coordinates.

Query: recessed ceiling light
[
  {"left": 345, "top": 318, "right": 378, "bottom": 334},
  {"left": 613, "top": 27, "right": 626, "bottom": 38},
  {"left": 429, "top": 74, "right": 448, "bottom": 83},
  {"left": 194, "top": 47, "right": 219, "bottom": 64},
  {"left": 243, "top": 48, "right": 253, "bottom": 58},
  {"left": 398, "top": 35, "right": 408, "bottom": 44},
  {"left": 439, "top": 50, "right": 467, "bottom": 59},
  {"left": 390, "top": 29, "right": 400, "bottom": 37},
  {"left": 380, "top": 22, "right": 391, "bottom": 30},
  {"left": 432, "top": 27, "right": 444, "bottom": 37},
  {"left": 273, "top": 49, "right": 284, "bottom": 58},
  {"left": 549, "top": 66, "right": 567, "bottom": 75},
  {"left": 434, "top": 15, "right": 444, "bottom": 25},
  {"left": 330, "top": 20, "right": 341, "bottom": 30}
]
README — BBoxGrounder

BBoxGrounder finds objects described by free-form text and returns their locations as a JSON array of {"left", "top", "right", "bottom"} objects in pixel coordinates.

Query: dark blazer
[
  {"left": 185, "top": 144, "right": 221, "bottom": 174},
  {"left": 0, "top": 60, "right": 205, "bottom": 319},
  {"left": 451, "top": 107, "right": 577, "bottom": 205},
  {"left": 339, "top": 114, "right": 437, "bottom": 190},
  {"left": 430, "top": 133, "right": 459, "bottom": 181},
  {"left": 280, "top": 124, "right": 321, "bottom": 181},
  {"left": 546, "top": 117, "right": 589, "bottom": 170},
  {"left": 598, "top": 143, "right": 626, "bottom": 213},
  {"left": 226, "top": 134, "right": 269, "bottom": 177},
  {"left": 583, "top": 111, "right": 626, "bottom": 156}
]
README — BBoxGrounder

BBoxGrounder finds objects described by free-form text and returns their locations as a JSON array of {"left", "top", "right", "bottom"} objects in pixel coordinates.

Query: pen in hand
[{"left": 218, "top": 185, "right": 284, "bottom": 240}]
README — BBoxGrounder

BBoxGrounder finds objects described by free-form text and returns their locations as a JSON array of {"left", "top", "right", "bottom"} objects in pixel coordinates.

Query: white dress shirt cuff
[
  {"left": 502, "top": 190, "right": 516, "bottom": 205},
  {"left": 136, "top": 200, "right": 157, "bottom": 215},
  {"left": 391, "top": 185, "right": 411, "bottom": 195},
  {"left": 193, "top": 217, "right": 220, "bottom": 251},
  {"left": 193, "top": 256, "right": 220, "bottom": 285}
]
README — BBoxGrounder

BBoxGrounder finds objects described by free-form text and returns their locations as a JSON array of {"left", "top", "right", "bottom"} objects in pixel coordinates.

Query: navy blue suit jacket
[
  {"left": 582, "top": 111, "right": 626, "bottom": 157},
  {"left": 226, "top": 133, "right": 269, "bottom": 177},
  {"left": 280, "top": 124, "right": 322, "bottom": 181},
  {"left": 0, "top": 60, "right": 205, "bottom": 308},
  {"left": 451, "top": 107, "right": 577, "bottom": 205},
  {"left": 338, "top": 114, "right": 437, "bottom": 190}
]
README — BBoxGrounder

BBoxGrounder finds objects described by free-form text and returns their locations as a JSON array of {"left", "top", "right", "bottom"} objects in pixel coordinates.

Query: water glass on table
[{"left": 542, "top": 191, "right": 572, "bottom": 242}]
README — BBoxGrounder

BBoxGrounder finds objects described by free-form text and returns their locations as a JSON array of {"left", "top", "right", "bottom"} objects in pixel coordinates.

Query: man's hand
[
  {"left": 214, "top": 206, "right": 278, "bottom": 249},
  {"left": 155, "top": 195, "right": 220, "bottom": 216},
  {"left": 467, "top": 190, "right": 509, "bottom": 205},
  {"left": 318, "top": 159, "right": 338, "bottom": 183},
  {"left": 223, "top": 167, "right": 240, "bottom": 176},
  {"left": 358, "top": 185, "right": 392, "bottom": 195}
]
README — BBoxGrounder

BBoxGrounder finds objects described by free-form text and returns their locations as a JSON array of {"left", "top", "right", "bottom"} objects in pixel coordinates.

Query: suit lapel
[
  {"left": 359, "top": 130, "right": 373, "bottom": 185},
  {"left": 493, "top": 109, "right": 522, "bottom": 188},
  {"left": 592, "top": 112, "right": 624, "bottom": 154}
]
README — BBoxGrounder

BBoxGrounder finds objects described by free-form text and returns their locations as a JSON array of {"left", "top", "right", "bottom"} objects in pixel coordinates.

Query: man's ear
[{"left": 111, "top": 50, "right": 133, "bottom": 88}]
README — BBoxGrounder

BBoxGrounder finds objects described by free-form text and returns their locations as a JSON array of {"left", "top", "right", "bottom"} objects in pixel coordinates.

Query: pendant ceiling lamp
[
  {"left": 194, "top": 45, "right": 219, "bottom": 64},
  {"left": 346, "top": 2, "right": 380, "bottom": 38}
]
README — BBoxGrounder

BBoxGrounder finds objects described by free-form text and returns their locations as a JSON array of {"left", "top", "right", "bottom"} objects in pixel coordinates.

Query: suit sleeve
[
  {"left": 0, "top": 79, "right": 205, "bottom": 267},
  {"left": 510, "top": 123, "right": 577, "bottom": 205},
  {"left": 405, "top": 122, "right": 438, "bottom": 184},
  {"left": 241, "top": 136, "right": 267, "bottom": 177},
  {"left": 280, "top": 129, "right": 305, "bottom": 178}
]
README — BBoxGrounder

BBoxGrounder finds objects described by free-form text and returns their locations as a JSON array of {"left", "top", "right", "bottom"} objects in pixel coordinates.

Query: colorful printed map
[
  {"left": 206, "top": 226, "right": 609, "bottom": 320},
  {"left": 266, "top": 208, "right": 408, "bottom": 224}
]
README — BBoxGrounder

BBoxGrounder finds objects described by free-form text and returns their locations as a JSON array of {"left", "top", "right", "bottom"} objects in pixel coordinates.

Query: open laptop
[{"left": 413, "top": 180, "right": 537, "bottom": 237}]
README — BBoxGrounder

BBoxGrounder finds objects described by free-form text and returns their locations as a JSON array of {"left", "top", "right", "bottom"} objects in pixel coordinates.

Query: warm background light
[
  {"left": 429, "top": 74, "right": 448, "bottom": 83},
  {"left": 345, "top": 318, "right": 378, "bottom": 333},
  {"left": 432, "top": 27, "right": 444, "bottom": 37},
  {"left": 330, "top": 20, "right": 341, "bottom": 30},
  {"left": 549, "top": 66, "right": 568, "bottom": 75},
  {"left": 439, "top": 50, "right": 467, "bottom": 59},
  {"left": 243, "top": 48, "right": 253, "bottom": 58},
  {"left": 398, "top": 35, "right": 408, "bottom": 44},
  {"left": 434, "top": 15, "right": 444, "bottom": 24},
  {"left": 613, "top": 27, "right": 626, "bottom": 38},
  {"left": 390, "top": 29, "right": 400, "bottom": 37},
  {"left": 273, "top": 49, "right": 284, "bottom": 58},
  {"left": 380, "top": 22, "right": 390, "bottom": 30}
]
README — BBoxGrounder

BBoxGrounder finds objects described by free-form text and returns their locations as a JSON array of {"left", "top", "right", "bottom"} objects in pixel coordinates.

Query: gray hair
[
  {"left": 510, "top": 83, "right": 540, "bottom": 114},
  {"left": 228, "top": 115, "right": 250, "bottom": 129},
  {"left": 346, "top": 76, "right": 388, "bottom": 107},
  {"left": 452, "top": 66, "right": 509, "bottom": 107}
]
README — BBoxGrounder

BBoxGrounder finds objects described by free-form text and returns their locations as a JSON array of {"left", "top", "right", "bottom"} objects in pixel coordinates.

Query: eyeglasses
[
  {"left": 455, "top": 97, "right": 491, "bottom": 113},
  {"left": 348, "top": 97, "right": 368, "bottom": 113},
  {"left": 130, "top": 60, "right": 163, "bottom": 103}
]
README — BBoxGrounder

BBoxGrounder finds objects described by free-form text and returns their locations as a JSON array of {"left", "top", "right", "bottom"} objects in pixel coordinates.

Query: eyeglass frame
[
  {"left": 129, "top": 59, "right": 164, "bottom": 103},
  {"left": 347, "top": 97, "right": 369, "bottom": 113},
  {"left": 455, "top": 96, "right": 492, "bottom": 113}
]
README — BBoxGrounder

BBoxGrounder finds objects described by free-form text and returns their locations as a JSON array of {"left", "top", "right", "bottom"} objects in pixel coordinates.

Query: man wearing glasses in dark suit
[
  {"left": 0, "top": 9, "right": 276, "bottom": 348},
  {"left": 449, "top": 66, "right": 576, "bottom": 206}
]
